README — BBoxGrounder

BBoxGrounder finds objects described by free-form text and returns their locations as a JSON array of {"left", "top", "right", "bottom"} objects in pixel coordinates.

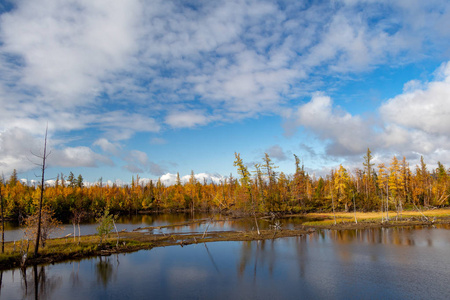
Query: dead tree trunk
[{"left": 34, "top": 126, "right": 50, "bottom": 257}]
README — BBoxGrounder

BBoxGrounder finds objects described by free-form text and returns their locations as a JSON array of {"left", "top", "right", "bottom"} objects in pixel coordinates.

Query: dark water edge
[{"left": 1, "top": 226, "right": 449, "bottom": 300}]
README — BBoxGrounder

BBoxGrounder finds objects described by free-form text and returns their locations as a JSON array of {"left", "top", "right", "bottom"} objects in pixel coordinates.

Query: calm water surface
[
  {"left": 1, "top": 213, "right": 305, "bottom": 242},
  {"left": 1, "top": 225, "right": 449, "bottom": 299}
]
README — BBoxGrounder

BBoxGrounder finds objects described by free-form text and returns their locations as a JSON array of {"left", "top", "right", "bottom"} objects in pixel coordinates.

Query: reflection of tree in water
[
  {"left": 70, "top": 261, "right": 82, "bottom": 288},
  {"left": 238, "top": 241, "right": 253, "bottom": 277},
  {"left": 95, "top": 255, "right": 119, "bottom": 288},
  {"left": 294, "top": 235, "right": 307, "bottom": 278},
  {"left": 204, "top": 243, "right": 220, "bottom": 274},
  {"left": 19, "top": 265, "right": 62, "bottom": 300},
  {"left": 237, "top": 240, "right": 278, "bottom": 280}
]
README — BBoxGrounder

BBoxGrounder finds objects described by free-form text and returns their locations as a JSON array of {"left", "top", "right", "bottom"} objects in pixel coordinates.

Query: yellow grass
[{"left": 306, "top": 208, "right": 450, "bottom": 223}]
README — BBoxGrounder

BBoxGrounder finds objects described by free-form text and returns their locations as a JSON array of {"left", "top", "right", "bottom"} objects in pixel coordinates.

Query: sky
[{"left": 0, "top": 0, "right": 450, "bottom": 185}]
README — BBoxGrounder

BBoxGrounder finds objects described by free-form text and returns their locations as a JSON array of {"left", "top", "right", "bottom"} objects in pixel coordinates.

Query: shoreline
[{"left": 1, "top": 210, "right": 449, "bottom": 271}]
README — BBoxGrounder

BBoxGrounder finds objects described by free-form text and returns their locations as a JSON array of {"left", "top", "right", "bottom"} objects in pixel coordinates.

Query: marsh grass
[
  {"left": 0, "top": 233, "right": 153, "bottom": 269},
  {"left": 304, "top": 208, "right": 450, "bottom": 226}
]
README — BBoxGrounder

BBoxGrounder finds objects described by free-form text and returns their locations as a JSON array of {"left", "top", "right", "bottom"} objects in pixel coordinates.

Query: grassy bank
[
  {"left": 302, "top": 208, "right": 450, "bottom": 228},
  {"left": 0, "top": 227, "right": 311, "bottom": 271}
]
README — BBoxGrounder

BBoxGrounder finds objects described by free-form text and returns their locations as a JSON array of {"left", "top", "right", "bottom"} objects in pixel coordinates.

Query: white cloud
[
  {"left": 289, "top": 93, "right": 372, "bottom": 156},
  {"left": 165, "top": 110, "right": 211, "bottom": 128},
  {"left": 93, "top": 138, "right": 121, "bottom": 155},
  {"left": 380, "top": 62, "right": 450, "bottom": 135},
  {"left": 93, "top": 111, "right": 160, "bottom": 141},
  {"left": 0, "top": 0, "right": 140, "bottom": 106},
  {"left": 50, "top": 146, "right": 113, "bottom": 168},
  {"left": 287, "top": 61, "right": 450, "bottom": 169},
  {"left": 0, "top": 128, "right": 42, "bottom": 174},
  {"left": 1, "top": 0, "right": 450, "bottom": 175},
  {"left": 0, "top": 127, "right": 111, "bottom": 175},
  {"left": 1, "top": 0, "right": 449, "bottom": 132}
]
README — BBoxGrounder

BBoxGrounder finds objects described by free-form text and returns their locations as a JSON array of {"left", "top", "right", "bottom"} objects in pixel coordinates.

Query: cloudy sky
[{"left": 0, "top": 0, "right": 449, "bottom": 184}]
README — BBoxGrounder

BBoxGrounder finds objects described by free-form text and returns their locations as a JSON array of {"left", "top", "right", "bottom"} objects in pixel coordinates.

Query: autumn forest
[{"left": 1, "top": 149, "right": 449, "bottom": 224}]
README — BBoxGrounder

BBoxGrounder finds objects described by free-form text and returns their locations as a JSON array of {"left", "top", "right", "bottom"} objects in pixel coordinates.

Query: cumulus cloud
[
  {"left": 50, "top": 146, "right": 113, "bottom": 168},
  {"left": 93, "top": 138, "right": 121, "bottom": 155},
  {"left": 380, "top": 62, "right": 450, "bottom": 135},
  {"left": 287, "top": 61, "right": 450, "bottom": 169},
  {"left": 0, "top": 0, "right": 140, "bottom": 106},
  {"left": 1, "top": 0, "right": 448, "bottom": 136},
  {"left": 288, "top": 93, "right": 373, "bottom": 156},
  {"left": 0, "top": 128, "right": 111, "bottom": 175},
  {"left": 1, "top": 0, "right": 450, "bottom": 175},
  {"left": 0, "top": 128, "right": 42, "bottom": 174},
  {"left": 377, "top": 61, "right": 450, "bottom": 158}
]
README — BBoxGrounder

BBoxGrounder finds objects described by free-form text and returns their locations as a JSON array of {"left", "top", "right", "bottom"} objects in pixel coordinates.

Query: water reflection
[
  {"left": 95, "top": 257, "right": 116, "bottom": 288},
  {"left": 1, "top": 226, "right": 449, "bottom": 299},
  {"left": 16, "top": 265, "right": 62, "bottom": 300},
  {"left": 204, "top": 243, "right": 220, "bottom": 274},
  {"left": 314, "top": 225, "right": 449, "bottom": 247},
  {"left": 2, "top": 213, "right": 311, "bottom": 242},
  {"left": 69, "top": 262, "right": 82, "bottom": 289}
]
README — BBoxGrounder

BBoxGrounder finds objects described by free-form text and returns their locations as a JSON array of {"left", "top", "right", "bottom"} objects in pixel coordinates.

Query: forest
[{"left": 0, "top": 149, "right": 449, "bottom": 224}]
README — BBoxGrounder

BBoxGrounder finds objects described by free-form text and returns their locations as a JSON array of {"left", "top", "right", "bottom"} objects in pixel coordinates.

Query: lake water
[
  {"left": 1, "top": 225, "right": 449, "bottom": 299},
  {"left": 1, "top": 213, "right": 306, "bottom": 242}
]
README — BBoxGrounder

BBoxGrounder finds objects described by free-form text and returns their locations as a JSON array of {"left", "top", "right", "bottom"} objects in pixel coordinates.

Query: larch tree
[
  {"left": 67, "top": 172, "right": 75, "bottom": 188},
  {"left": 434, "top": 162, "right": 449, "bottom": 206},
  {"left": 234, "top": 153, "right": 260, "bottom": 235},
  {"left": 262, "top": 153, "right": 278, "bottom": 211},
  {"left": 399, "top": 157, "right": 411, "bottom": 206},
  {"left": 186, "top": 170, "right": 197, "bottom": 212},
  {"left": 377, "top": 163, "right": 389, "bottom": 220},
  {"left": 363, "top": 148, "right": 375, "bottom": 209},
  {"left": 252, "top": 163, "right": 265, "bottom": 209},
  {"left": 388, "top": 156, "right": 402, "bottom": 219},
  {"left": 292, "top": 154, "right": 307, "bottom": 208},
  {"left": 334, "top": 165, "right": 351, "bottom": 212}
]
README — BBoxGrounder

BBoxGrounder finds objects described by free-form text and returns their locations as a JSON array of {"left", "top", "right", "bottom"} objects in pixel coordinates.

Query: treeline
[{"left": 0, "top": 149, "right": 449, "bottom": 222}]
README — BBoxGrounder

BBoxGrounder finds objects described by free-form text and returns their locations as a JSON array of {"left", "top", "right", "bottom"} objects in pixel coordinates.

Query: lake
[
  {"left": 1, "top": 225, "right": 449, "bottom": 299},
  {"left": 1, "top": 213, "right": 306, "bottom": 242}
]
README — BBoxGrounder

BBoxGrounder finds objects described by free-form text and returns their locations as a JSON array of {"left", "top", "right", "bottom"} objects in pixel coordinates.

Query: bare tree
[
  {"left": 71, "top": 208, "right": 85, "bottom": 244},
  {"left": 24, "top": 207, "right": 62, "bottom": 248},
  {"left": 34, "top": 126, "right": 50, "bottom": 257}
]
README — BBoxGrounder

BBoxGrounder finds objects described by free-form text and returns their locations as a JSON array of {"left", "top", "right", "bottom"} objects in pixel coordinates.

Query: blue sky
[{"left": 0, "top": 0, "right": 450, "bottom": 185}]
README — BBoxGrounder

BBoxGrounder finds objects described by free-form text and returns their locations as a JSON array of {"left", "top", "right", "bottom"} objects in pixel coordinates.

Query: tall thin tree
[{"left": 34, "top": 126, "right": 50, "bottom": 257}]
